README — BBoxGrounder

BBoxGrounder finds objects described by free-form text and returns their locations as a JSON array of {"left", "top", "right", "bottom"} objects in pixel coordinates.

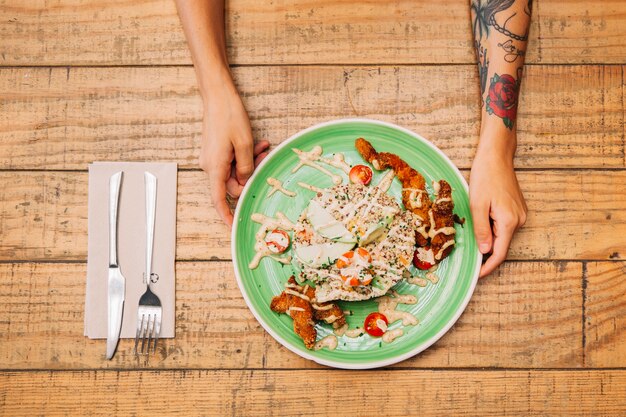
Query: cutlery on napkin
[{"left": 85, "top": 162, "right": 177, "bottom": 344}]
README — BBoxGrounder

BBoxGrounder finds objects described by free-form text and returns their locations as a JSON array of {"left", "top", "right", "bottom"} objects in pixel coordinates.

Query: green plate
[{"left": 232, "top": 118, "right": 481, "bottom": 369}]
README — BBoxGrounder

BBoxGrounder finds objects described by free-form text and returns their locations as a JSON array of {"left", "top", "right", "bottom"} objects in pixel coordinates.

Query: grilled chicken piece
[
  {"left": 300, "top": 284, "right": 347, "bottom": 329},
  {"left": 355, "top": 138, "right": 459, "bottom": 262},
  {"left": 270, "top": 277, "right": 346, "bottom": 349},
  {"left": 429, "top": 180, "right": 456, "bottom": 262},
  {"left": 270, "top": 282, "right": 316, "bottom": 350},
  {"left": 355, "top": 138, "right": 431, "bottom": 245}
]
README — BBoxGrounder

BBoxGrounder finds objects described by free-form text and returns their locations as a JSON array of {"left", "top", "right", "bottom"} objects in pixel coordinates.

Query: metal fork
[{"left": 134, "top": 172, "right": 162, "bottom": 355}]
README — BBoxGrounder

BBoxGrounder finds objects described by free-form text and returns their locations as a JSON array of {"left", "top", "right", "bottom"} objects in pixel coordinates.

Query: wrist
[
  {"left": 199, "top": 65, "right": 238, "bottom": 106},
  {"left": 478, "top": 113, "right": 517, "bottom": 156}
]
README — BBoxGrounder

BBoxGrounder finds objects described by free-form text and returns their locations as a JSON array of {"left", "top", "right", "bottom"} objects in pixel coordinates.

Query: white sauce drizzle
[
  {"left": 249, "top": 251, "right": 292, "bottom": 270},
  {"left": 334, "top": 323, "right": 348, "bottom": 336},
  {"left": 409, "top": 264, "right": 439, "bottom": 286},
  {"left": 415, "top": 224, "right": 429, "bottom": 239},
  {"left": 251, "top": 212, "right": 295, "bottom": 231},
  {"left": 432, "top": 180, "right": 441, "bottom": 195},
  {"left": 312, "top": 303, "right": 334, "bottom": 311},
  {"left": 428, "top": 181, "right": 456, "bottom": 256},
  {"left": 416, "top": 247, "right": 436, "bottom": 265},
  {"left": 319, "top": 153, "right": 351, "bottom": 174},
  {"left": 389, "top": 291, "right": 418, "bottom": 305},
  {"left": 434, "top": 239, "right": 456, "bottom": 261},
  {"left": 249, "top": 212, "right": 295, "bottom": 269},
  {"left": 430, "top": 226, "right": 456, "bottom": 239},
  {"left": 285, "top": 289, "right": 311, "bottom": 302},
  {"left": 292, "top": 147, "right": 343, "bottom": 185},
  {"left": 286, "top": 282, "right": 302, "bottom": 291},
  {"left": 425, "top": 271, "right": 440, "bottom": 284},
  {"left": 382, "top": 328, "right": 403, "bottom": 343},
  {"left": 345, "top": 328, "right": 364, "bottom": 338},
  {"left": 267, "top": 177, "right": 296, "bottom": 198},
  {"left": 403, "top": 188, "right": 426, "bottom": 209},
  {"left": 408, "top": 276, "right": 428, "bottom": 287},
  {"left": 427, "top": 209, "right": 454, "bottom": 239},
  {"left": 314, "top": 335, "right": 338, "bottom": 351},
  {"left": 376, "top": 296, "right": 419, "bottom": 326},
  {"left": 297, "top": 182, "right": 326, "bottom": 193},
  {"left": 376, "top": 170, "right": 395, "bottom": 193}
]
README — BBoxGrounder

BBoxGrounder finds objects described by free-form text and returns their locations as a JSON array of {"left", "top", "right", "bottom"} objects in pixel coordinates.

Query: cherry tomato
[
  {"left": 364, "top": 312, "right": 388, "bottom": 337},
  {"left": 265, "top": 229, "right": 290, "bottom": 254},
  {"left": 349, "top": 165, "right": 373, "bottom": 185},
  {"left": 413, "top": 246, "right": 434, "bottom": 270}
]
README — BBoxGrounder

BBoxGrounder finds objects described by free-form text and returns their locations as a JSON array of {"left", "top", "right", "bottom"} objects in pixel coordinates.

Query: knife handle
[
  {"left": 109, "top": 172, "right": 123, "bottom": 267},
  {"left": 145, "top": 172, "right": 157, "bottom": 285}
]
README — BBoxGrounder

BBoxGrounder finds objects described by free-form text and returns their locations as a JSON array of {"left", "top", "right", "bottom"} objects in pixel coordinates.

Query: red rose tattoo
[{"left": 485, "top": 73, "right": 520, "bottom": 129}]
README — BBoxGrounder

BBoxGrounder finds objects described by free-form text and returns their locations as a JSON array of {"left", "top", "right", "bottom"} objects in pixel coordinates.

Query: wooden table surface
[{"left": 1, "top": 1, "right": 625, "bottom": 415}]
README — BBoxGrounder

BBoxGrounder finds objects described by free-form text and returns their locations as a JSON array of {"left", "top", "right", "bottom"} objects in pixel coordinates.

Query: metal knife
[{"left": 106, "top": 171, "right": 125, "bottom": 360}]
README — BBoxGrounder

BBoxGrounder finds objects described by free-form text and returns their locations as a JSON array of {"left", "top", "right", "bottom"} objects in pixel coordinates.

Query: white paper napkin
[{"left": 85, "top": 162, "right": 177, "bottom": 339}]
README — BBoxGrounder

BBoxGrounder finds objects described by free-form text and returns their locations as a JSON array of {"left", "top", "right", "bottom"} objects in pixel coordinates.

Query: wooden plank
[
  {"left": 0, "top": 65, "right": 622, "bottom": 170},
  {"left": 1, "top": 1, "right": 625, "bottom": 66},
  {"left": 1, "top": 370, "right": 626, "bottom": 416},
  {"left": 0, "top": 261, "right": 582, "bottom": 369},
  {"left": 584, "top": 262, "right": 626, "bottom": 367},
  {"left": 0, "top": 170, "right": 624, "bottom": 262},
  {"left": 534, "top": 0, "right": 626, "bottom": 64}
]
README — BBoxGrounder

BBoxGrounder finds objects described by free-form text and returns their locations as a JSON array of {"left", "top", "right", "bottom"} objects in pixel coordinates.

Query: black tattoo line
[
  {"left": 497, "top": 39, "right": 525, "bottom": 62},
  {"left": 488, "top": 13, "right": 528, "bottom": 41},
  {"left": 471, "top": 0, "right": 532, "bottom": 42},
  {"left": 475, "top": 42, "right": 490, "bottom": 97}
]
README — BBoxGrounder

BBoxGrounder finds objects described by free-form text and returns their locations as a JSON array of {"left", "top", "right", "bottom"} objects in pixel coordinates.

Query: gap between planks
[
  {"left": 1, "top": 367, "right": 626, "bottom": 373},
  {"left": 1, "top": 63, "right": 626, "bottom": 69}
]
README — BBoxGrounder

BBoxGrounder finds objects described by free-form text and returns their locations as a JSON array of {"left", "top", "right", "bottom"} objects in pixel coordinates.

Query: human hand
[
  {"left": 199, "top": 80, "right": 269, "bottom": 226},
  {"left": 469, "top": 142, "right": 527, "bottom": 278}
]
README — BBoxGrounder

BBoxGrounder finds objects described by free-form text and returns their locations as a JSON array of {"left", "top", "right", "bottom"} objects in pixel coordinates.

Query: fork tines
[
  {"left": 134, "top": 306, "right": 162, "bottom": 355},
  {"left": 134, "top": 286, "right": 162, "bottom": 356}
]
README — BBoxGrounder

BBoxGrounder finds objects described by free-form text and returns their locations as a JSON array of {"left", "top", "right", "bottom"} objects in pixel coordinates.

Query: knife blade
[{"left": 107, "top": 171, "right": 125, "bottom": 360}]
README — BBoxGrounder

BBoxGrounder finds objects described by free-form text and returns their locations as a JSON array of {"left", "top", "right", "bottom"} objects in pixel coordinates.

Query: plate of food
[{"left": 232, "top": 118, "right": 481, "bottom": 369}]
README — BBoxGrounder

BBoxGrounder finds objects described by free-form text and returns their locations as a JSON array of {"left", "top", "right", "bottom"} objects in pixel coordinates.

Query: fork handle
[
  {"left": 109, "top": 171, "right": 123, "bottom": 267},
  {"left": 145, "top": 172, "right": 157, "bottom": 286}
]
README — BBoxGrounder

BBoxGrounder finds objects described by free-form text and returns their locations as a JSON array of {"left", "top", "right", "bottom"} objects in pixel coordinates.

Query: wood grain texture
[
  {"left": 0, "top": 65, "right": 623, "bottom": 170},
  {"left": 0, "top": 261, "right": 582, "bottom": 369},
  {"left": 585, "top": 262, "right": 626, "bottom": 367},
  {"left": 0, "top": 170, "right": 624, "bottom": 262},
  {"left": 1, "top": 370, "right": 626, "bottom": 417},
  {"left": 1, "top": 0, "right": 625, "bottom": 66},
  {"left": 1, "top": 0, "right": 623, "bottom": 412}
]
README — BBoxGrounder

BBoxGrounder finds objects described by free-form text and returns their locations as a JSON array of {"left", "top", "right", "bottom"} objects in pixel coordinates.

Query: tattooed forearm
[{"left": 470, "top": 0, "right": 532, "bottom": 130}]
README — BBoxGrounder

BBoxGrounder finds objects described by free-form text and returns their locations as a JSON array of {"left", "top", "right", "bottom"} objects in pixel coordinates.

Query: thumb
[
  {"left": 471, "top": 199, "right": 493, "bottom": 254},
  {"left": 233, "top": 138, "right": 254, "bottom": 185}
]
